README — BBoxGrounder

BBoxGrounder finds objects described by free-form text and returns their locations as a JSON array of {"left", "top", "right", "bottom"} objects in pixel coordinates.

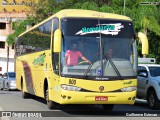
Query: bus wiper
[
  {"left": 82, "top": 50, "right": 100, "bottom": 78},
  {"left": 104, "top": 55, "right": 123, "bottom": 80}
]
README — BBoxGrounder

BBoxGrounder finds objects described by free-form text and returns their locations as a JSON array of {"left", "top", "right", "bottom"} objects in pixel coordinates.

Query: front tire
[
  {"left": 147, "top": 90, "right": 160, "bottom": 109},
  {"left": 45, "top": 87, "right": 57, "bottom": 109},
  {"left": 21, "top": 81, "right": 29, "bottom": 98}
]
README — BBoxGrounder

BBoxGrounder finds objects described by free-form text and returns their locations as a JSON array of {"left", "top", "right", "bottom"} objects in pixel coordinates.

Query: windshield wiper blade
[
  {"left": 82, "top": 50, "right": 123, "bottom": 80},
  {"left": 82, "top": 50, "right": 100, "bottom": 78},
  {"left": 104, "top": 55, "right": 123, "bottom": 80}
]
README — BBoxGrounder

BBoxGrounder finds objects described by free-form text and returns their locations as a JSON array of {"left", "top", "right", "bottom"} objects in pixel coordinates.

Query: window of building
[
  {"left": 0, "top": 23, "right": 6, "bottom": 29},
  {"left": 0, "top": 41, "right": 5, "bottom": 48}
]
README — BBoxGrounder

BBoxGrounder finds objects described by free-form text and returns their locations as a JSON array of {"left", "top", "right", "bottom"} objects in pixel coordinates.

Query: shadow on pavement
[{"left": 16, "top": 92, "right": 158, "bottom": 116}]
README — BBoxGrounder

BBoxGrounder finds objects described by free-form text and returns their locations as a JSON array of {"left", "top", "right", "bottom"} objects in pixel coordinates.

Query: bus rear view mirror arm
[{"left": 137, "top": 32, "right": 149, "bottom": 56}]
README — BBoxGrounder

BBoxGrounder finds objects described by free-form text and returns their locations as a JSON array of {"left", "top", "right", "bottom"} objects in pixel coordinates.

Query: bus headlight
[
  {"left": 121, "top": 86, "right": 137, "bottom": 92},
  {"left": 61, "top": 84, "right": 81, "bottom": 91}
]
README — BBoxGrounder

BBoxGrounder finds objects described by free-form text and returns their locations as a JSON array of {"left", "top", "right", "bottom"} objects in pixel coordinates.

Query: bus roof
[
  {"left": 54, "top": 9, "right": 131, "bottom": 20},
  {"left": 19, "top": 9, "right": 132, "bottom": 37}
]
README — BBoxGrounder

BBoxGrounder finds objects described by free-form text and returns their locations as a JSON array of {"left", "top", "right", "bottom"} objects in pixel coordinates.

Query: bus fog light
[
  {"left": 121, "top": 86, "right": 137, "bottom": 92},
  {"left": 132, "top": 97, "right": 135, "bottom": 100},
  {"left": 128, "top": 97, "right": 131, "bottom": 100},
  {"left": 61, "top": 84, "right": 81, "bottom": 91},
  {"left": 62, "top": 95, "right": 66, "bottom": 99},
  {"left": 68, "top": 96, "right": 71, "bottom": 99}
]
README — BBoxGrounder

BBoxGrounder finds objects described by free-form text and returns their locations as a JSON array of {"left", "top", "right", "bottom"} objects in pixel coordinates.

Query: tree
[
  {"left": 6, "top": 34, "right": 16, "bottom": 73},
  {"left": 27, "top": 0, "right": 59, "bottom": 23},
  {"left": 131, "top": 1, "right": 160, "bottom": 61}
]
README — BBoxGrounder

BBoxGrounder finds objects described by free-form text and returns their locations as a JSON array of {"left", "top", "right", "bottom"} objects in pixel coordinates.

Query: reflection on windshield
[
  {"left": 60, "top": 18, "right": 136, "bottom": 79},
  {"left": 149, "top": 67, "right": 160, "bottom": 77}
]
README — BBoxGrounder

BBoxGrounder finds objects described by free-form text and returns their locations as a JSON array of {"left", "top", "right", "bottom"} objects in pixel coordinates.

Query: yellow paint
[
  {"left": 138, "top": 32, "right": 149, "bottom": 55},
  {"left": 16, "top": 9, "right": 138, "bottom": 105}
]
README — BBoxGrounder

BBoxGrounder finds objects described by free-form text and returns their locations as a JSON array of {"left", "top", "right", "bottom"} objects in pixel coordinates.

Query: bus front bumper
[{"left": 52, "top": 90, "right": 136, "bottom": 105}]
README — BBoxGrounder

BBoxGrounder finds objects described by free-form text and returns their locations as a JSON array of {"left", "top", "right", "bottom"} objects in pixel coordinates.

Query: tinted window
[
  {"left": 149, "top": 67, "right": 160, "bottom": 77},
  {"left": 16, "top": 20, "right": 52, "bottom": 56},
  {"left": 61, "top": 18, "right": 136, "bottom": 78},
  {"left": 61, "top": 18, "right": 134, "bottom": 38},
  {"left": 53, "top": 17, "right": 59, "bottom": 31},
  {"left": 52, "top": 17, "right": 60, "bottom": 75}
]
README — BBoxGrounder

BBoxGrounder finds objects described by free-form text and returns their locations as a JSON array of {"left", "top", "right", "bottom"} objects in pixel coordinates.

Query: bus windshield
[{"left": 60, "top": 18, "right": 137, "bottom": 80}]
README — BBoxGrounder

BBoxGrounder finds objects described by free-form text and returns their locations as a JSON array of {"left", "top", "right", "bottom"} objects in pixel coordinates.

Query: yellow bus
[{"left": 16, "top": 9, "right": 148, "bottom": 110}]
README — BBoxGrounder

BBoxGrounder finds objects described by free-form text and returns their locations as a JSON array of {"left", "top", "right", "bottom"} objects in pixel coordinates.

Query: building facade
[{"left": 0, "top": 0, "right": 33, "bottom": 74}]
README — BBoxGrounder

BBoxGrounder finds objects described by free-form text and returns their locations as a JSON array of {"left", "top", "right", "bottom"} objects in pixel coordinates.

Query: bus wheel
[
  {"left": 102, "top": 104, "right": 114, "bottom": 111},
  {"left": 45, "top": 88, "right": 56, "bottom": 109},
  {"left": 147, "top": 90, "right": 160, "bottom": 109},
  {"left": 21, "top": 81, "right": 29, "bottom": 98}
]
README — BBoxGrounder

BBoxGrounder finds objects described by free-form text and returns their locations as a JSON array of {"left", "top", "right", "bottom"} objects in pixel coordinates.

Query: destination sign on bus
[{"left": 76, "top": 23, "right": 124, "bottom": 35}]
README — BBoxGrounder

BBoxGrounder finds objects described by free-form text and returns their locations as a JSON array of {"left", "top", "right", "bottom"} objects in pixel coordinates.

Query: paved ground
[{"left": 0, "top": 90, "right": 160, "bottom": 120}]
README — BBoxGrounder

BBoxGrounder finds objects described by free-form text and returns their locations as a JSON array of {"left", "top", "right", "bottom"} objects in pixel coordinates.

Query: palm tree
[{"left": 6, "top": 34, "right": 16, "bottom": 72}]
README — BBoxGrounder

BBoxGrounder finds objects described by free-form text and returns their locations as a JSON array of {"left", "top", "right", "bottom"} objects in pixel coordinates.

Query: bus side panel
[
  {"left": 16, "top": 50, "right": 52, "bottom": 97},
  {"left": 16, "top": 55, "right": 33, "bottom": 93},
  {"left": 32, "top": 69, "right": 53, "bottom": 98},
  {"left": 16, "top": 58, "right": 20, "bottom": 90},
  {"left": 48, "top": 73, "right": 62, "bottom": 103},
  {"left": 16, "top": 63, "right": 29, "bottom": 95},
  {"left": 16, "top": 59, "right": 25, "bottom": 90},
  {"left": 31, "top": 50, "right": 52, "bottom": 98}
]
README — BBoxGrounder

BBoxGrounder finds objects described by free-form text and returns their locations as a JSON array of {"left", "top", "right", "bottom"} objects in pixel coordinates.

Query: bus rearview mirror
[
  {"left": 137, "top": 32, "right": 148, "bottom": 55},
  {"left": 54, "top": 29, "right": 62, "bottom": 52}
]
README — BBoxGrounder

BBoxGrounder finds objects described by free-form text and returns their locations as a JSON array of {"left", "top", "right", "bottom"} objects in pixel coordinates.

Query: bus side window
[
  {"left": 52, "top": 17, "right": 59, "bottom": 75},
  {"left": 53, "top": 53, "right": 59, "bottom": 75},
  {"left": 16, "top": 37, "right": 22, "bottom": 56}
]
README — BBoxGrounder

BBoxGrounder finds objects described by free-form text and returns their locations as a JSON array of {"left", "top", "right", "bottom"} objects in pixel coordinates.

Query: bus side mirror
[
  {"left": 137, "top": 32, "right": 148, "bottom": 55},
  {"left": 54, "top": 29, "right": 62, "bottom": 52}
]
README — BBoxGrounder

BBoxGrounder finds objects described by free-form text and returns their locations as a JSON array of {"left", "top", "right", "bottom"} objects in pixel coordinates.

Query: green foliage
[
  {"left": 73, "top": 2, "right": 99, "bottom": 11},
  {"left": 6, "top": 34, "right": 16, "bottom": 46},
  {"left": 6, "top": 20, "right": 31, "bottom": 46}
]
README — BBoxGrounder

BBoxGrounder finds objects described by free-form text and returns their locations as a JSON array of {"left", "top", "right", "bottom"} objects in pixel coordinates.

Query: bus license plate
[{"left": 95, "top": 96, "right": 108, "bottom": 101}]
